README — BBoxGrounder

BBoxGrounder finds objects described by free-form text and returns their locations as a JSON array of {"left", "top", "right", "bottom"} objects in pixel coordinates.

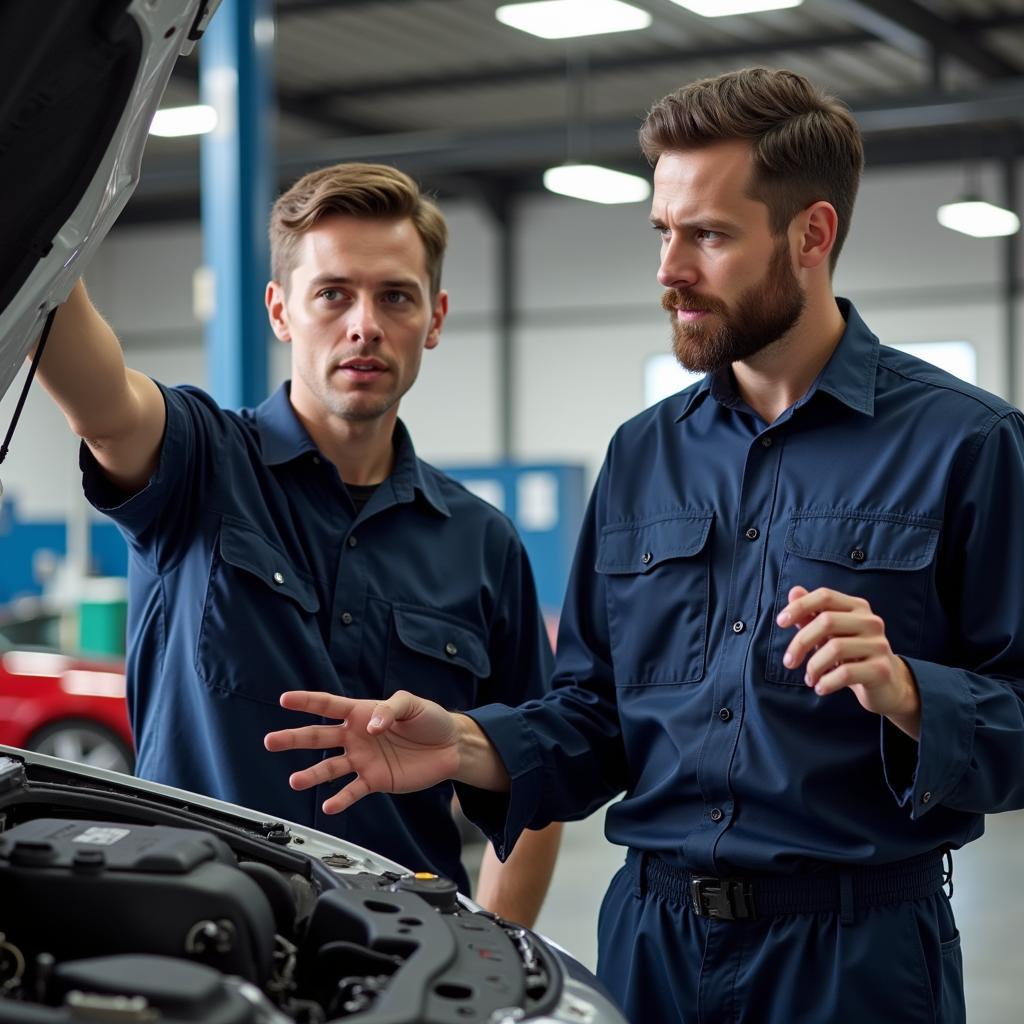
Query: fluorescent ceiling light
[
  {"left": 149, "top": 104, "right": 218, "bottom": 138},
  {"left": 543, "top": 164, "right": 651, "bottom": 204},
  {"left": 667, "top": 0, "right": 803, "bottom": 16},
  {"left": 496, "top": 0, "right": 651, "bottom": 39},
  {"left": 937, "top": 200, "right": 1020, "bottom": 238}
]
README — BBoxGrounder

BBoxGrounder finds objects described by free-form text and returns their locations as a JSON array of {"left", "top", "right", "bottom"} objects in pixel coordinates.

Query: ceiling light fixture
[
  {"left": 541, "top": 45, "right": 651, "bottom": 204},
  {"left": 667, "top": 0, "right": 803, "bottom": 16},
  {"left": 496, "top": 0, "right": 651, "bottom": 39},
  {"left": 149, "top": 104, "right": 218, "bottom": 138},
  {"left": 937, "top": 199, "right": 1020, "bottom": 238},
  {"left": 543, "top": 164, "right": 651, "bottom": 204}
]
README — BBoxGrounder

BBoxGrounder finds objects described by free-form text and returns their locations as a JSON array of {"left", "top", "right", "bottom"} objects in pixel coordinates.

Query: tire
[{"left": 26, "top": 719, "right": 134, "bottom": 774}]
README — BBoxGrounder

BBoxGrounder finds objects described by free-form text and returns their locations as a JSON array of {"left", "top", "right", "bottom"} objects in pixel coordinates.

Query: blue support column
[{"left": 199, "top": 0, "right": 274, "bottom": 409}]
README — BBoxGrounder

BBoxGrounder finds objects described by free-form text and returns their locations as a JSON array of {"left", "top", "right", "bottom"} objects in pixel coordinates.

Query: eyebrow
[
  {"left": 649, "top": 215, "right": 736, "bottom": 231},
  {"left": 308, "top": 274, "right": 423, "bottom": 290}
]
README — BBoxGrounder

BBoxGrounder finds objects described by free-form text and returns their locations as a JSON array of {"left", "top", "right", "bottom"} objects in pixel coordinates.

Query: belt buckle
[{"left": 689, "top": 875, "right": 757, "bottom": 920}]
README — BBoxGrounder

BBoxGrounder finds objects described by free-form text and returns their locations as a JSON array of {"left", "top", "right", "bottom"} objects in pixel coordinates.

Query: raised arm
[{"left": 36, "top": 280, "right": 165, "bottom": 494}]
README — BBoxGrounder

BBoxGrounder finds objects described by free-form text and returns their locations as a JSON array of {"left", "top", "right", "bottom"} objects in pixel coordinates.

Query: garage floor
[{"left": 468, "top": 807, "right": 1024, "bottom": 1022}]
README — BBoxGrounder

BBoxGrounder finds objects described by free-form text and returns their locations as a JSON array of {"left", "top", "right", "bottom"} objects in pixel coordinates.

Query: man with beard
[
  {"left": 265, "top": 70, "right": 1024, "bottom": 1023},
  {"left": 34, "top": 162, "right": 562, "bottom": 928}
]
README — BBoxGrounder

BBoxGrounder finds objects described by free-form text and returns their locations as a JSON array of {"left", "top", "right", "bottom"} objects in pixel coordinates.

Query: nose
[
  {"left": 347, "top": 295, "right": 383, "bottom": 343},
  {"left": 657, "top": 238, "right": 698, "bottom": 290}
]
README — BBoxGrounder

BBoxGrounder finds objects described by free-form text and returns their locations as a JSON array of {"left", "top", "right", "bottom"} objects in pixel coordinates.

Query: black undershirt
[{"left": 344, "top": 481, "right": 380, "bottom": 514}]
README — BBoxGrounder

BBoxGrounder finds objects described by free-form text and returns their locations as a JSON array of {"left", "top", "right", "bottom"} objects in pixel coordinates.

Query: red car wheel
[{"left": 26, "top": 719, "right": 134, "bottom": 774}]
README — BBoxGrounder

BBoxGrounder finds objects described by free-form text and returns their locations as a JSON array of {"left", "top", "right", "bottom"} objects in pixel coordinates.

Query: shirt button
[
  {"left": 718, "top": 707, "right": 732, "bottom": 722},
  {"left": 745, "top": 527, "right": 759, "bottom": 541},
  {"left": 272, "top": 572, "right": 285, "bottom": 585},
  {"left": 641, "top": 551, "right": 653, "bottom": 565},
  {"left": 348, "top": 536, "right": 358, "bottom": 548},
  {"left": 850, "top": 548, "right": 866, "bottom": 562},
  {"left": 760, "top": 436, "right": 773, "bottom": 448},
  {"left": 732, "top": 620, "right": 745, "bottom": 634},
  {"left": 921, "top": 791, "right": 932, "bottom": 804},
  {"left": 709, "top": 807, "right": 724, "bottom": 822},
  {"left": 312, "top": 455, "right": 321, "bottom": 465},
  {"left": 340, "top": 612, "right": 353, "bottom": 626},
  {"left": 445, "top": 642, "right": 458, "bottom": 657}
]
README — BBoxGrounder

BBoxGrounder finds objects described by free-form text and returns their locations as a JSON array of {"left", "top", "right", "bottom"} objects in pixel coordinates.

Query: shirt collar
[
  {"left": 253, "top": 383, "right": 450, "bottom": 517},
  {"left": 254, "top": 383, "right": 318, "bottom": 464},
  {"left": 674, "top": 376, "right": 714, "bottom": 423},
  {"left": 809, "top": 298, "right": 878, "bottom": 417},
  {"left": 673, "top": 297, "right": 877, "bottom": 423}
]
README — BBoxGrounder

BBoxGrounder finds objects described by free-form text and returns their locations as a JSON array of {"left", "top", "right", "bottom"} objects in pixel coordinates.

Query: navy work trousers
[{"left": 596, "top": 854, "right": 966, "bottom": 1023}]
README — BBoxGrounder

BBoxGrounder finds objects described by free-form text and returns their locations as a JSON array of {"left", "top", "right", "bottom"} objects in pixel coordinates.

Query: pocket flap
[
  {"left": 219, "top": 519, "right": 320, "bottom": 614},
  {"left": 392, "top": 606, "right": 491, "bottom": 678},
  {"left": 596, "top": 512, "right": 714, "bottom": 575},
  {"left": 786, "top": 511, "right": 939, "bottom": 571}
]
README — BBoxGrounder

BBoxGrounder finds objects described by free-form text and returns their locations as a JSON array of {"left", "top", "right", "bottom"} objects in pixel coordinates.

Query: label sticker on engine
[{"left": 72, "top": 827, "right": 130, "bottom": 845}]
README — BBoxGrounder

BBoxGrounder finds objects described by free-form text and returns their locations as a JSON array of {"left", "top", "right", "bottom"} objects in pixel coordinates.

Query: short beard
[{"left": 662, "top": 238, "right": 806, "bottom": 375}]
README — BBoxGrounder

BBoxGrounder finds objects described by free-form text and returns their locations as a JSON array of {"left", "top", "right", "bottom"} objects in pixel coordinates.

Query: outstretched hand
[{"left": 264, "top": 690, "right": 462, "bottom": 814}]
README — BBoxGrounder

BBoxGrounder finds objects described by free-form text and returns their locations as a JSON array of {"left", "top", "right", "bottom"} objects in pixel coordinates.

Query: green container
[{"left": 78, "top": 598, "right": 127, "bottom": 657}]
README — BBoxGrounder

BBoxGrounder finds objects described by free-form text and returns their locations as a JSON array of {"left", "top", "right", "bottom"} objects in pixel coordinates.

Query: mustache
[{"left": 660, "top": 290, "right": 726, "bottom": 315}]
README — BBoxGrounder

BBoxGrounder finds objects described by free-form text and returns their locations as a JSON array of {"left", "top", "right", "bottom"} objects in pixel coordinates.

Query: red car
[{"left": 0, "top": 630, "right": 133, "bottom": 773}]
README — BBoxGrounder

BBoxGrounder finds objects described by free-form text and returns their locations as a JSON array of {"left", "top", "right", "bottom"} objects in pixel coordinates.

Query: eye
[
  {"left": 696, "top": 228, "right": 723, "bottom": 242},
  {"left": 382, "top": 290, "right": 411, "bottom": 305},
  {"left": 317, "top": 288, "right": 343, "bottom": 302},
  {"left": 651, "top": 224, "right": 670, "bottom": 241}
]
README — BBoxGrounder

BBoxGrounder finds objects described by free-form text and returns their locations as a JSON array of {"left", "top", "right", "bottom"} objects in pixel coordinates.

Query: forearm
[
  {"left": 36, "top": 280, "right": 164, "bottom": 491},
  {"left": 884, "top": 657, "right": 921, "bottom": 741},
  {"left": 36, "top": 281, "right": 133, "bottom": 437},
  {"left": 475, "top": 822, "right": 563, "bottom": 928},
  {"left": 453, "top": 713, "right": 511, "bottom": 792}
]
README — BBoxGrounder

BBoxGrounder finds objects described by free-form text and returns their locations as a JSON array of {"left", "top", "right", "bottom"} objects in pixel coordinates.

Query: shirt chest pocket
[
  {"left": 765, "top": 510, "right": 940, "bottom": 686},
  {"left": 385, "top": 605, "right": 491, "bottom": 712},
  {"left": 195, "top": 519, "right": 322, "bottom": 704},
  {"left": 595, "top": 512, "right": 714, "bottom": 686}
]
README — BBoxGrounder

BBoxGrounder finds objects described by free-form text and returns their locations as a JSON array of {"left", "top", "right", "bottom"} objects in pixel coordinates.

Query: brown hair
[
  {"left": 639, "top": 68, "right": 863, "bottom": 271},
  {"left": 269, "top": 162, "right": 448, "bottom": 295}
]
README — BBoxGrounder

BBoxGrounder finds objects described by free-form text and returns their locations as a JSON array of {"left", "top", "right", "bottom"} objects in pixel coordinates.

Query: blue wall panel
[{"left": 0, "top": 463, "right": 585, "bottom": 614}]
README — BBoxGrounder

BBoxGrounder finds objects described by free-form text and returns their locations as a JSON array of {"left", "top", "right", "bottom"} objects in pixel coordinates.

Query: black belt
[{"left": 628, "top": 848, "right": 948, "bottom": 922}]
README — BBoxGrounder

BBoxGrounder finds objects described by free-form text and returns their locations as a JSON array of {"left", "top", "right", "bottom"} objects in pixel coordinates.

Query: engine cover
[{"left": 0, "top": 818, "right": 275, "bottom": 983}]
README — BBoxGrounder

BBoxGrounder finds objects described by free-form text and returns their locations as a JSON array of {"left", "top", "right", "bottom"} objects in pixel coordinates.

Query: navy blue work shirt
[
  {"left": 462, "top": 299, "right": 1024, "bottom": 875},
  {"left": 81, "top": 383, "right": 553, "bottom": 893}
]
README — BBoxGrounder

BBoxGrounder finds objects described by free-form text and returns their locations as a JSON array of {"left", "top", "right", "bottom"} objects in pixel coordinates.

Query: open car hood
[
  {"left": 0, "top": 746, "right": 624, "bottom": 1023},
  {"left": 0, "top": 0, "right": 218, "bottom": 407}
]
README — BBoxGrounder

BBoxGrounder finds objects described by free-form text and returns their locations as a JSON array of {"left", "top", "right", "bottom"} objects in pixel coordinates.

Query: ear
[
  {"left": 793, "top": 201, "right": 838, "bottom": 271},
  {"left": 424, "top": 290, "right": 448, "bottom": 351},
  {"left": 266, "top": 280, "right": 292, "bottom": 342}
]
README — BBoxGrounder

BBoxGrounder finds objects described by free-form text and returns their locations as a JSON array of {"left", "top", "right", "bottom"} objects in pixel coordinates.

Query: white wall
[{"left": 1, "top": 160, "right": 1020, "bottom": 521}]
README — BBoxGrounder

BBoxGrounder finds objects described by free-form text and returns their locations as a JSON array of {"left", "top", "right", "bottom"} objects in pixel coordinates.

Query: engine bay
[{"left": 0, "top": 754, "right": 562, "bottom": 1023}]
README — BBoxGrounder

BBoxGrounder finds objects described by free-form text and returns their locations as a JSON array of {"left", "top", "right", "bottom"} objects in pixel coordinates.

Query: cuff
[
  {"left": 455, "top": 704, "right": 546, "bottom": 861},
  {"left": 882, "top": 657, "right": 975, "bottom": 818}
]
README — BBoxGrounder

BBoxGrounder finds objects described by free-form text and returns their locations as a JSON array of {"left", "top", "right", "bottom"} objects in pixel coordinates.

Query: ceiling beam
[
  {"left": 289, "top": 30, "right": 875, "bottom": 104},
  {"left": 821, "top": 0, "right": 1019, "bottom": 77},
  {"left": 170, "top": 57, "right": 391, "bottom": 135},
  {"left": 853, "top": 80, "right": 1024, "bottom": 133},
  {"left": 129, "top": 78, "right": 1024, "bottom": 209},
  {"left": 276, "top": 11, "right": 1024, "bottom": 107},
  {"left": 275, "top": 0, "right": 421, "bottom": 12},
  {"left": 121, "top": 122, "right": 1024, "bottom": 226}
]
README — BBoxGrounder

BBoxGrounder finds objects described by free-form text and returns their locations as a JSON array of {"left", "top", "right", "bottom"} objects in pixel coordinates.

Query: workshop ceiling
[{"left": 128, "top": 0, "right": 1024, "bottom": 221}]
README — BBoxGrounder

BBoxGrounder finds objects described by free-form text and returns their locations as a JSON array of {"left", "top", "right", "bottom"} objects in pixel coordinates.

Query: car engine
[{"left": 0, "top": 755, "right": 570, "bottom": 1024}]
